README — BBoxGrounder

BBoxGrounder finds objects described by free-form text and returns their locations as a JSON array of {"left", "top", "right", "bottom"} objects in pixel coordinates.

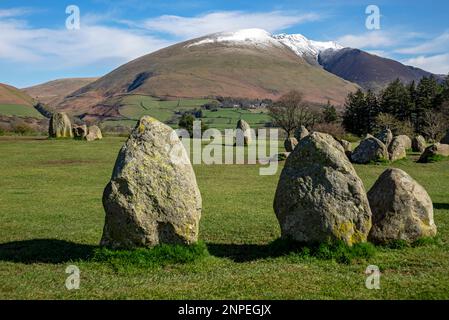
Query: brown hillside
[
  {"left": 23, "top": 78, "right": 98, "bottom": 107},
  {"left": 57, "top": 36, "right": 358, "bottom": 117},
  {"left": 0, "top": 83, "right": 34, "bottom": 106}
]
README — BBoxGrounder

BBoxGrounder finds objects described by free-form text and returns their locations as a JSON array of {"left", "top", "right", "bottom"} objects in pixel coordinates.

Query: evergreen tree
[
  {"left": 343, "top": 89, "right": 368, "bottom": 136},
  {"left": 322, "top": 101, "right": 338, "bottom": 123},
  {"left": 380, "top": 79, "right": 413, "bottom": 121}
]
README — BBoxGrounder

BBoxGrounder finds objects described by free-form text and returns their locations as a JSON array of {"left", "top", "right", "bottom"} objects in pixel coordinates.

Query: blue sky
[{"left": 1, "top": 0, "right": 448, "bottom": 88}]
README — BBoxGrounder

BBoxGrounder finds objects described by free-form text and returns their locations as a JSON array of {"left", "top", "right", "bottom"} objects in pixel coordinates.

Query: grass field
[
  {"left": 101, "top": 95, "right": 270, "bottom": 130},
  {"left": 0, "top": 137, "right": 449, "bottom": 299},
  {"left": 0, "top": 104, "right": 43, "bottom": 118}
]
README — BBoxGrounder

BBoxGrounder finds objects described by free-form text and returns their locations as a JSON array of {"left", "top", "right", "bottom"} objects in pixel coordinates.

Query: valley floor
[{"left": 0, "top": 137, "right": 448, "bottom": 299}]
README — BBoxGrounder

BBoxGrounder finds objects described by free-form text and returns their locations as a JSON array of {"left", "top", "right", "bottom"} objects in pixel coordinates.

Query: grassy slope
[
  {"left": 0, "top": 137, "right": 448, "bottom": 299},
  {"left": 0, "top": 84, "right": 42, "bottom": 118},
  {"left": 0, "top": 104, "right": 43, "bottom": 118}
]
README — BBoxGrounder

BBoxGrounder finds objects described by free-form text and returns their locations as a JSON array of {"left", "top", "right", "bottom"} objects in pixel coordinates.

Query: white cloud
[
  {"left": 0, "top": 8, "right": 32, "bottom": 18},
  {"left": 395, "top": 32, "right": 449, "bottom": 55},
  {"left": 402, "top": 54, "right": 449, "bottom": 75},
  {"left": 337, "top": 31, "right": 395, "bottom": 49},
  {"left": 0, "top": 16, "right": 173, "bottom": 68},
  {"left": 143, "top": 11, "right": 321, "bottom": 38}
]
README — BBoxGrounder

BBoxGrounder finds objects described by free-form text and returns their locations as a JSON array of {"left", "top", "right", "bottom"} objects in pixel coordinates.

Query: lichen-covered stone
[
  {"left": 273, "top": 132, "right": 372, "bottom": 246},
  {"left": 236, "top": 119, "right": 252, "bottom": 145},
  {"left": 418, "top": 143, "right": 449, "bottom": 163},
  {"left": 375, "top": 128, "right": 393, "bottom": 147},
  {"left": 412, "top": 135, "right": 426, "bottom": 153},
  {"left": 395, "top": 135, "right": 412, "bottom": 150},
  {"left": 86, "top": 125, "right": 103, "bottom": 141},
  {"left": 388, "top": 136, "right": 407, "bottom": 162},
  {"left": 294, "top": 125, "right": 309, "bottom": 141},
  {"left": 72, "top": 124, "right": 88, "bottom": 139},
  {"left": 49, "top": 112, "right": 73, "bottom": 138},
  {"left": 351, "top": 136, "right": 388, "bottom": 164},
  {"left": 284, "top": 137, "right": 298, "bottom": 152},
  {"left": 101, "top": 116, "right": 202, "bottom": 249},
  {"left": 368, "top": 168, "right": 437, "bottom": 244}
]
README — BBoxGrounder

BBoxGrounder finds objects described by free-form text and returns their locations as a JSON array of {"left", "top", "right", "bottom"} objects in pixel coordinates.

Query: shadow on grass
[
  {"left": 207, "top": 239, "right": 376, "bottom": 264},
  {"left": 434, "top": 203, "right": 449, "bottom": 211},
  {"left": 0, "top": 239, "right": 96, "bottom": 264},
  {"left": 0, "top": 238, "right": 376, "bottom": 266}
]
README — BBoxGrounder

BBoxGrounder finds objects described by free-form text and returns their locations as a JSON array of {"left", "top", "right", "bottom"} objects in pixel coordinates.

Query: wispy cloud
[
  {"left": 337, "top": 31, "right": 395, "bottom": 49},
  {"left": 402, "top": 54, "right": 449, "bottom": 75},
  {"left": 143, "top": 11, "right": 321, "bottom": 38},
  {"left": 395, "top": 31, "right": 449, "bottom": 55},
  {"left": 0, "top": 11, "right": 172, "bottom": 68}
]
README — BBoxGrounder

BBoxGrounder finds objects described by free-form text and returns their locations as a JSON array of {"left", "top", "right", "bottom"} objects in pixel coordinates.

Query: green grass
[
  {"left": 0, "top": 104, "right": 43, "bottom": 118},
  {"left": 0, "top": 137, "right": 449, "bottom": 299},
  {"left": 101, "top": 95, "right": 270, "bottom": 130}
]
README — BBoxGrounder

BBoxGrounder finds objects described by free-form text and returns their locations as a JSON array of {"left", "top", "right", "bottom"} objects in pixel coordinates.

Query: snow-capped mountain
[
  {"left": 273, "top": 33, "right": 343, "bottom": 64},
  {"left": 188, "top": 28, "right": 343, "bottom": 63}
]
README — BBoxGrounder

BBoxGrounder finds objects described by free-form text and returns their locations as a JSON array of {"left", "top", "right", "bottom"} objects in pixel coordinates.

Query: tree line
[{"left": 343, "top": 75, "right": 449, "bottom": 141}]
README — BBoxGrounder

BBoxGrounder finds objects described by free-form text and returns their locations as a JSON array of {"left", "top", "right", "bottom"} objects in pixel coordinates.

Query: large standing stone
[
  {"left": 441, "top": 131, "right": 449, "bottom": 144},
  {"left": 72, "top": 124, "right": 88, "bottom": 139},
  {"left": 375, "top": 128, "right": 393, "bottom": 147},
  {"left": 418, "top": 143, "right": 449, "bottom": 163},
  {"left": 236, "top": 119, "right": 252, "bottom": 145},
  {"left": 284, "top": 137, "right": 298, "bottom": 152},
  {"left": 351, "top": 136, "right": 389, "bottom": 164},
  {"left": 368, "top": 168, "right": 437, "bottom": 244},
  {"left": 395, "top": 135, "right": 412, "bottom": 150},
  {"left": 388, "top": 136, "right": 407, "bottom": 162},
  {"left": 101, "top": 116, "right": 202, "bottom": 249},
  {"left": 273, "top": 132, "right": 372, "bottom": 246},
  {"left": 412, "top": 135, "right": 426, "bottom": 153},
  {"left": 294, "top": 125, "right": 309, "bottom": 141},
  {"left": 49, "top": 112, "right": 73, "bottom": 138},
  {"left": 86, "top": 125, "right": 103, "bottom": 141}
]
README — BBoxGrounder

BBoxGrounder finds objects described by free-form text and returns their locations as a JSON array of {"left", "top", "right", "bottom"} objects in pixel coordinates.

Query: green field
[
  {"left": 0, "top": 104, "right": 43, "bottom": 118},
  {"left": 1, "top": 137, "right": 449, "bottom": 299},
  {"left": 101, "top": 95, "right": 270, "bottom": 130}
]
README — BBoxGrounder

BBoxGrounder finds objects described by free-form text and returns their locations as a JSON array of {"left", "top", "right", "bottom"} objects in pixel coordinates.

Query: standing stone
[
  {"left": 72, "top": 124, "right": 88, "bottom": 139},
  {"left": 284, "top": 137, "right": 298, "bottom": 152},
  {"left": 273, "top": 132, "right": 372, "bottom": 246},
  {"left": 368, "top": 168, "right": 437, "bottom": 244},
  {"left": 375, "top": 128, "right": 393, "bottom": 148},
  {"left": 49, "top": 112, "right": 73, "bottom": 138},
  {"left": 101, "top": 116, "right": 202, "bottom": 249},
  {"left": 336, "top": 138, "right": 352, "bottom": 158},
  {"left": 412, "top": 135, "right": 426, "bottom": 153},
  {"left": 441, "top": 131, "right": 449, "bottom": 144},
  {"left": 388, "top": 136, "right": 407, "bottom": 162},
  {"left": 418, "top": 143, "right": 449, "bottom": 163},
  {"left": 236, "top": 119, "right": 252, "bottom": 145},
  {"left": 294, "top": 125, "right": 309, "bottom": 141},
  {"left": 395, "top": 135, "right": 412, "bottom": 150},
  {"left": 86, "top": 125, "right": 103, "bottom": 141},
  {"left": 351, "top": 136, "right": 389, "bottom": 164}
]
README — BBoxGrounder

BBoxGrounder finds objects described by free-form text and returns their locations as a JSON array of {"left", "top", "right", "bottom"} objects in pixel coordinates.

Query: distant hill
[
  {"left": 0, "top": 83, "right": 43, "bottom": 118},
  {"left": 318, "top": 48, "right": 437, "bottom": 91},
  {"left": 23, "top": 77, "right": 98, "bottom": 107},
  {"left": 56, "top": 29, "right": 358, "bottom": 118}
]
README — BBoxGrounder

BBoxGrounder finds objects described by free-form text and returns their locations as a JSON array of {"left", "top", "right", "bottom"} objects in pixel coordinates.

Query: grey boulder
[
  {"left": 273, "top": 132, "right": 372, "bottom": 246},
  {"left": 368, "top": 168, "right": 437, "bottom": 244},
  {"left": 101, "top": 116, "right": 202, "bottom": 249}
]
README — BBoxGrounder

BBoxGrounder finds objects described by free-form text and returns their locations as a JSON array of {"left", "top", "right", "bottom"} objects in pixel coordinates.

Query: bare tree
[
  {"left": 422, "top": 110, "right": 447, "bottom": 142},
  {"left": 267, "top": 90, "right": 316, "bottom": 137}
]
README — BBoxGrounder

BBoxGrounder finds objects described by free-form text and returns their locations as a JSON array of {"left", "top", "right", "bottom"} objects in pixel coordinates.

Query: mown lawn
[{"left": 0, "top": 136, "right": 448, "bottom": 299}]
